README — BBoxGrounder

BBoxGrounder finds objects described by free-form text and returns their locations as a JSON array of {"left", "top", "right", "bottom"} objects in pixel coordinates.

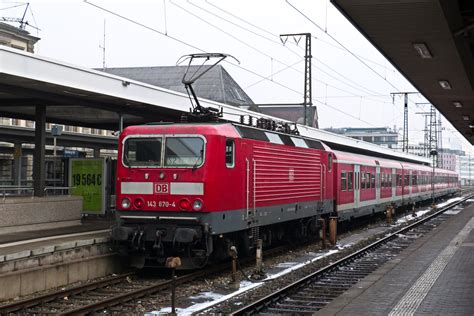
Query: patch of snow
[
  {"left": 436, "top": 197, "right": 462, "bottom": 208},
  {"left": 147, "top": 248, "right": 340, "bottom": 315},
  {"left": 396, "top": 208, "right": 431, "bottom": 224},
  {"left": 444, "top": 209, "right": 461, "bottom": 215}
]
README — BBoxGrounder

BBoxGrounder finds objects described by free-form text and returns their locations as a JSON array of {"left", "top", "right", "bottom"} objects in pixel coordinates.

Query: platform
[
  {"left": 318, "top": 202, "right": 474, "bottom": 315},
  {"left": 0, "top": 218, "right": 112, "bottom": 254},
  {"left": 0, "top": 217, "right": 120, "bottom": 301}
]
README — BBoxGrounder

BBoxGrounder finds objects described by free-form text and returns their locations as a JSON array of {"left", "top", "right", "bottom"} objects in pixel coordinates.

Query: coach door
[
  {"left": 375, "top": 161, "right": 381, "bottom": 202},
  {"left": 392, "top": 168, "right": 396, "bottom": 198},
  {"left": 354, "top": 164, "right": 360, "bottom": 208}
]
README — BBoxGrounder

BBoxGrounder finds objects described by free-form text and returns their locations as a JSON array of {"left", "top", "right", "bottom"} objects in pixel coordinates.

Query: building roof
[
  {"left": 324, "top": 127, "right": 397, "bottom": 136},
  {"left": 102, "top": 65, "right": 254, "bottom": 107},
  {"left": 258, "top": 105, "right": 318, "bottom": 128},
  {"left": 0, "top": 22, "right": 40, "bottom": 42}
]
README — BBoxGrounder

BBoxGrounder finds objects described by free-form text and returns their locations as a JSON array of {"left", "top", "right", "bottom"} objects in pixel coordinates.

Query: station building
[{"left": 323, "top": 127, "right": 399, "bottom": 149}]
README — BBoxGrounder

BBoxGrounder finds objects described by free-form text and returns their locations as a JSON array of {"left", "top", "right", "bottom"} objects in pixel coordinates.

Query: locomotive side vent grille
[{"left": 253, "top": 144, "right": 322, "bottom": 203}]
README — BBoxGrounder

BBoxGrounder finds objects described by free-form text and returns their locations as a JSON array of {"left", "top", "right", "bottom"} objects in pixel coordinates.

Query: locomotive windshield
[
  {"left": 123, "top": 137, "right": 162, "bottom": 167},
  {"left": 165, "top": 137, "right": 204, "bottom": 167},
  {"left": 122, "top": 136, "right": 205, "bottom": 168}
]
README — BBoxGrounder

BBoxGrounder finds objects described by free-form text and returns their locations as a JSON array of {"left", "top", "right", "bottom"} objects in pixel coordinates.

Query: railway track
[
  {"left": 0, "top": 265, "right": 220, "bottom": 315},
  {"left": 230, "top": 195, "right": 472, "bottom": 315},
  {"left": 0, "top": 243, "right": 292, "bottom": 315},
  {"left": 1, "top": 195, "right": 469, "bottom": 315}
]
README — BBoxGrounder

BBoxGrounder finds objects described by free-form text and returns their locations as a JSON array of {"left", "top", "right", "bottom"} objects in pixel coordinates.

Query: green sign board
[{"left": 69, "top": 158, "right": 106, "bottom": 214}]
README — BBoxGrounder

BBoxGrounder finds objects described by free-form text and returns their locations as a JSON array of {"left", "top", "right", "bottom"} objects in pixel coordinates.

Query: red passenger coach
[
  {"left": 113, "top": 122, "right": 334, "bottom": 268},
  {"left": 332, "top": 151, "right": 458, "bottom": 222}
]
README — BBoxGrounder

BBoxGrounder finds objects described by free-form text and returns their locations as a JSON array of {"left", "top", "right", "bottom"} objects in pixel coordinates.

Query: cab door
[{"left": 242, "top": 142, "right": 256, "bottom": 221}]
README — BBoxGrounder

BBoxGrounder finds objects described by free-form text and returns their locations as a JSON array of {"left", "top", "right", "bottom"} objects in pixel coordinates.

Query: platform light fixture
[
  {"left": 469, "top": 124, "right": 474, "bottom": 129},
  {"left": 462, "top": 115, "right": 470, "bottom": 121},
  {"left": 438, "top": 80, "right": 452, "bottom": 90},
  {"left": 413, "top": 43, "right": 433, "bottom": 59},
  {"left": 453, "top": 101, "right": 463, "bottom": 108}
]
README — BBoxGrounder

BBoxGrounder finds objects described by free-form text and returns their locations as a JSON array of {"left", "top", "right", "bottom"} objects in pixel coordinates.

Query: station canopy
[
  {"left": 0, "top": 46, "right": 212, "bottom": 130},
  {"left": 331, "top": 0, "right": 474, "bottom": 144}
]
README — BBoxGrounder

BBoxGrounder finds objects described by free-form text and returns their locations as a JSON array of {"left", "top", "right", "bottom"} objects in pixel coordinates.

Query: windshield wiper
[{"left": 192, "top": 149, "right": 204, "bottom": 171}]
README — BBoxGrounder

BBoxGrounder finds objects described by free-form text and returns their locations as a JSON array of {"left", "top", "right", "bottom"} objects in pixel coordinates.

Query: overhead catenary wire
[
  {"left": 206, "top": 0, "right": 395, "bottom": 71},
  {"left": 169, "top": 1, "right": 384, "bottom": 127},
  {"left": 286, "top": 0, "right": 429, "bottom": 112},
  {"left": 286, "top": 0, "right": 403, "bottom": 93},
  {"left": 83, "top": 0, "right": 401, "bottom": 129},
  {"left": 204, "top": 0, "right": 431, "bottom": 130},
  {"left": 190, "top": 0, "right": 389, "bottom": 99},
  {"left": 0, "top": 3, "right": 27, "bottom": 11}
]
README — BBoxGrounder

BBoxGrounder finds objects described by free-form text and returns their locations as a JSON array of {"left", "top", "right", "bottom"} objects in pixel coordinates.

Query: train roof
[
  {"left": 121, "top": 122, "right": 330, "bottom": 150},
  {"left": 121, "top": 122, "right": 451, "bottom": 172},
  {"left": 333, "top": 150, "right": 457, "bottom": 174},
  {"left": 120, "top": 122, "right": 241, "bottom": 139},
  {"left": 333, "top": 150, "right": 401, "bottom": 168}
]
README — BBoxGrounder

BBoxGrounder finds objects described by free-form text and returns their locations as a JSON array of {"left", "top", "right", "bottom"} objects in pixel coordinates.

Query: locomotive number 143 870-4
[{"left": 147, "top": 200, "right": 176, "bottom": 208}]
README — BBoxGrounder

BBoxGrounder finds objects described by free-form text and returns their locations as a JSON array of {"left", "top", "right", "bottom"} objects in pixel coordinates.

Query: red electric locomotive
[{"left": 113, "top": 121, "right": 335, "bottom": 268}]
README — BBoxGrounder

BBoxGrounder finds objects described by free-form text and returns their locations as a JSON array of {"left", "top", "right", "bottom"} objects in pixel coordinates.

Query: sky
[{"left": 1, "top": 0, "right": 472, "bottom": 154}]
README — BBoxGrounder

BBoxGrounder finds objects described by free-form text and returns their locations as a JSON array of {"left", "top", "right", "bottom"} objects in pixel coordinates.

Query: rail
[
  {"left": 0, "top": 243, "right": 292, "bottom": 315},
  {"left": 230, "top": 194, "right": 473, "bottom": 315}
]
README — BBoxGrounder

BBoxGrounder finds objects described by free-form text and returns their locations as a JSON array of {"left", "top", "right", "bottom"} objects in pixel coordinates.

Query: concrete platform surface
[
  {"left": 0, "top": 219, "right": 113, "bottom": 256},
  {"left": 317, "top": 201, "right": 474, "bottom": 316}
]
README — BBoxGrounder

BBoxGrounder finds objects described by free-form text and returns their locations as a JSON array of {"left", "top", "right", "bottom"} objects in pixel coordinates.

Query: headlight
[
  {"left": 121, "top": 198, "right": 131, "bottom": 209},
  {"left": 192, "top": 199, "right": 203, "bottom": 211}
]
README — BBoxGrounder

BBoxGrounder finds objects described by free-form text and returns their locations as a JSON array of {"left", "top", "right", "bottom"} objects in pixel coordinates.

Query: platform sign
[{"left": 69, "top": 158, "right": 106, "bottom": 214}]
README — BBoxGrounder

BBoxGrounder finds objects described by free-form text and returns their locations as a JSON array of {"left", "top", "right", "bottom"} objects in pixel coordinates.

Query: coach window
[
  {"left": 371, "top": 173, "right": 375, "bottom": 188},
  {"left": 328, "top": 154, "right": 333, "bottom": 171},
  {"left": 225, "top": 139, "right": 235, "bottom": 168},
  {"left": 341, "top": 171, "right": 347, "bottom": 191},
  {"left": 361, "top": 173, "right": 366, "bottom": 190},
  {"left": 348, "top": 172, "right": 353, "bottom": 191}
]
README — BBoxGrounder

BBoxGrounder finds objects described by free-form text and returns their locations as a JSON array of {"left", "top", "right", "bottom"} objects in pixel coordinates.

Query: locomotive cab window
[
  {"left": 225, "top": 139, "right": 235, "bottom": 168},
  {"left": 164, "top": 137, "right": 205, "bottom": 168},
  {"left": 123, "top": 137, "right": 162, "bottom": 167}
]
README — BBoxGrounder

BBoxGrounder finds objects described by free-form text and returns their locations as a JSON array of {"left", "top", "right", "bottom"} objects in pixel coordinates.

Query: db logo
[{"left": 155, "top": 183, "right": 169, "bottom": 194}]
